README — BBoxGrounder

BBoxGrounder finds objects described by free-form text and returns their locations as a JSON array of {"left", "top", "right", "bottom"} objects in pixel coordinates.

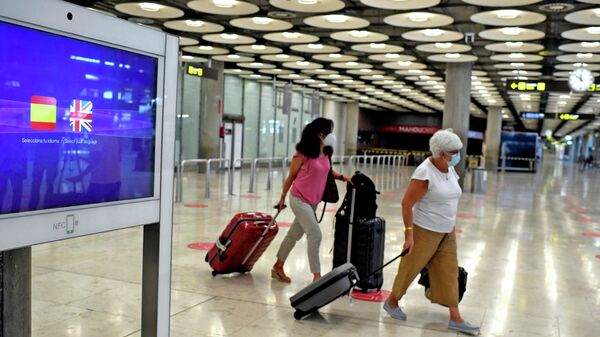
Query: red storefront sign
[{"left": 377, "top": 125, "right": 440, "bottom": 134}]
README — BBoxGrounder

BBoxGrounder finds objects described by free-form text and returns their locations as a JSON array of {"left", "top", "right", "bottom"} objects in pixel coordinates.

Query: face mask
[
  {"left": 449, "top": 153, "right": 461, "bottom": 167},
  {"left": 323, "top": 133, "right": 336, "bottom": 148}
]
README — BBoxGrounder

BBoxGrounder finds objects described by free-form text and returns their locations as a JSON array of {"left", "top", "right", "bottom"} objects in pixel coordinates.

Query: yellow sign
[
  {"left": 187, "top": 66, "right": 203, "bottom": 77},
  {"left": 559, "top": 114, "right": 579, "bottom": 121},
  {"left": 508, "top": 81, "right": 546, "bottom": 92}
]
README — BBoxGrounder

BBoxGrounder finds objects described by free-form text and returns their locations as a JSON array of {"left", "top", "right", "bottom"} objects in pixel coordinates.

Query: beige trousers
[{"left": 390, "top": 224, "right": 459, "bottom": 307}]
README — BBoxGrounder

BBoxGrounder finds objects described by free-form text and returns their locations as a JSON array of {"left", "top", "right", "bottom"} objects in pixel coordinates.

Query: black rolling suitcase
[{"left": 333, "top": 172, "right": 385, "bottom": 292}]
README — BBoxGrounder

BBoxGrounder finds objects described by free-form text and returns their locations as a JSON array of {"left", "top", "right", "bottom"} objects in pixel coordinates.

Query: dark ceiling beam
[
  {"left": 564, "top": 120, "right": 594, "bottom": 138},
  {"left": 554, "top": 120, "right": 568, "bottom": 135}
]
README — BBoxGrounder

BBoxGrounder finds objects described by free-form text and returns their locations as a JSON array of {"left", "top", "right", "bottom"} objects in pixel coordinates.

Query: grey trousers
[{"left": 276, "top": 194, "right": 322, "bottom": 273}]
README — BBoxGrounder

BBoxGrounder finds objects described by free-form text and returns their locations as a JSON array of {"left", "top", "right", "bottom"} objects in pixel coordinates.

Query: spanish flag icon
[{"left": 30, "top": 96, "right": 57, "bottom": 130}]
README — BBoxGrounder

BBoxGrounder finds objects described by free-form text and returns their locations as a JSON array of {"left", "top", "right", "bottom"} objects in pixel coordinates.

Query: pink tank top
[{"left": 290, "top": 151, "right": 331, "bottom": 205}]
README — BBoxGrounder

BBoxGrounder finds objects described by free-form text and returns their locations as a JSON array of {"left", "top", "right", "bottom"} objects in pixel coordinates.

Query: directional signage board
[
  {"left": 519, "top": 112, "right": 596, "bottom": 120},
  {"left": 507, "top": 80, "right": 600, "bottom": 93}
]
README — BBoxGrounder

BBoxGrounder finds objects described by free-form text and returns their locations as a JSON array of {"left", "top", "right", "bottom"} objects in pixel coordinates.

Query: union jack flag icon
[{"left": 69, "top": 99, "right": 93, "bottom": 132}]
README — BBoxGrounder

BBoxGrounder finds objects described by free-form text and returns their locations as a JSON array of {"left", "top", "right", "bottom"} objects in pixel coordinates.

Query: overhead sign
[
  {"left": 507, "top": 80, "right": 600, "bottom": 93},
  {"left": 187, "top": 65, "right": 218, "bottom": 80},
  {"left": 520, "top": 112, "right": 545, "bottom": 119},
  {"left": 545, "top": 113, "right": 596, "bottom": 120}
]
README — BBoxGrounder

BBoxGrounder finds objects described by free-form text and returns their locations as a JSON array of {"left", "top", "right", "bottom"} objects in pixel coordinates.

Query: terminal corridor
[{"left": 30, "top": 161, "right": 600, "bottom": 337}]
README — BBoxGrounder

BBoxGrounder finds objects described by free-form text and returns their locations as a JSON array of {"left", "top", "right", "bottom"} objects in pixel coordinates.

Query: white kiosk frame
[{"left": 0, "top": 0, "right": 178, "bottom": 336}]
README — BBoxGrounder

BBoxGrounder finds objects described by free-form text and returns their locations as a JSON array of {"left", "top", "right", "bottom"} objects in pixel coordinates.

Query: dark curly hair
[{"left": 296, "top": 118, "right": 334, "bottom": 159}]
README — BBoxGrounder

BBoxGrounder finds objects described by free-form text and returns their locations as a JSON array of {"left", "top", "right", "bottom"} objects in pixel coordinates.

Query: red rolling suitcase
[{"left": 205, "top": 208, "right": 281, "bottom": 276}]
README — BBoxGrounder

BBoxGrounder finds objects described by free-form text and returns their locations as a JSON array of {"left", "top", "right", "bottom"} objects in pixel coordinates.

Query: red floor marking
[
  {"left": 583, "top": 232, "right": 600, "bottom": 237},
  {"left": 240, "top": 195, "right": 261, "bottom": 199},
  {"left": 352, "top": 290, "right": 391, "bottom": 302},
  {"left": 457, "top": 213, "right": 478, "bottom": 219},
  {"left": 454, "top": 227, "right": 463, "bottom": 234},
  {"left": 184, "top": 204, "right": 208, "bottom": 208},
  {"left": 187, "top": 242, "right": 213, "bottom": 250},
  {"left": 576, "top": 217, "right": 596, "bottom": 222},
  {"left": 572, "top": 208, "right": 588, "bottom": 213},
  {"left": 596, "top": 255, "right": 600, "bottom": 260},
  {"left": 278, "top": 222, "right": 292, "bottom": 228}
]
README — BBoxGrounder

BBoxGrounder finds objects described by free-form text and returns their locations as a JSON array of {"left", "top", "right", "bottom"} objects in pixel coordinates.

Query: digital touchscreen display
[{"left": 0, "top": 20, "right": 158, "bottom": 214}]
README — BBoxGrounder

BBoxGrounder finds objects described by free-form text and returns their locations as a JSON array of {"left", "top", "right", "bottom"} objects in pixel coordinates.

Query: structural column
[
  {"left": 484, "top": 106, "right": 503, "bottom": 171},
  {"left": 443, "top": 62, "right": 472, "bottom": 184},
  {"left": 323, "top": 100, "right": 346, "bottom": 155},
  {"left": 1, "top": 247, "right": 31, "bottom": 337},
  {"left": 198, "top": 60, "right": 224, "bottom": 159},
  {"left": 344, "top": 102, "right": 359, "bottom": 156}
]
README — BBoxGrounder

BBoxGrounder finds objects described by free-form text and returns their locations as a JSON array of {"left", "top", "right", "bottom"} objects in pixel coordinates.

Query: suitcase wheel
[
  {"left": 211, "top": 271, "right": 218, "bottom": 277},
  {"left": 293, "top": 311, "right": 305, "bottom": 320}
]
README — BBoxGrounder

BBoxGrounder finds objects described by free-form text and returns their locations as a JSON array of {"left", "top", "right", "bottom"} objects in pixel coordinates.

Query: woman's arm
[
  {"left": 400, "top": 179, "right": 428, "bottom": 254},
  {"left": 278, "top": 156, "right": 304, "bottom": 209},
  {"left": 332, "top": 169, "right": 353, "bottom": 185}
]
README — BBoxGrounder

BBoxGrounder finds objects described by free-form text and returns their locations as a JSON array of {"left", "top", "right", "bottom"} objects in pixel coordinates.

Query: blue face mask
[{"left": 449, "top": 153, "right": 461, "bottom": 167}]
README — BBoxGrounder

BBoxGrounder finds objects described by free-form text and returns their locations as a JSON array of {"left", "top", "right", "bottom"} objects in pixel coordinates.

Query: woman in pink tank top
[{"left": 272, "top": 118, "right": 352, "bottom": 283}]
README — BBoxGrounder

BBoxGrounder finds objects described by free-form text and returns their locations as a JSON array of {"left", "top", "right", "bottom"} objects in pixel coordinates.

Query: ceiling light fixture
[
  {"left": 408, "top": 12, "right": 432, "bottom": 22},
  {"left": 435, "top": 42, "right": 453, "bottom": 49},
  {"left": 384, "top": 53, "right": 400, "bottom": 58},
  {"left": 307, "top": 44, "right": 323, "bottom": 49},
  {"left": 276, "top": 54, "right": 289, "bottom": 59},
  {"left": 250, "top": 62, "right": 263, "bottom": 67},
  {"left": 283, "top": 32, "right": 301, "bottom": 39},
  {"left": 510, "top": 62, "right": 525, "bottom": 66},
  {"left": 574, "top": 62, "right": 588, "bottom": 67},
  {"left": 351, "top": 30, "right": 370, "bottom": 38},
  {"left": 506, "top": 41, "right": 524, "bottom": 48},
  {"left": 500, "top": 27, "right": 524, "bottom": 36},
  {"left": 298, "top": 0, "right": 318, "bottom": 4},
  {"left": 398, "top": 61, "right": 412, "bottom": 66},
  {"left": 423, "top": 29, "right": 443, "bottom": 37},
  {"left": 252, "top": 17, "right": 273, "bottom": 25},
  {"left": 213, "top": 0, "right": 237, "bottom": 8},
  {"left": 181, "top": 55, "right": 194, "bottom": 60},
  {"left": 251, "top": 45, "right": 266, "bottom": 50},
  {"left": 139, "top": 2, "right": 162, "bottom": 11},
  {"left": 586, "top": 27, "right": 600, "bottom": 34},
  {"left": 329, "top": 53, "right": 343, "bottom": 58},
  {"left": 346, "top": 61, "right": 359, "bottom": 66},
  {"left": 594, "top": 8, "right": 600, "bottom": 18},
  {"left": 185, "top": 20, "right": 204, "bottom": 27},
  {"left": 370, "top": 43, "right": 386, "bottom": 49},
  {"left": 227, "top": 54, "right": 241, "bottom": 59},
  {"left": 221, "top": 33, "right": 239, "bottom": 40},
  {"left": 577, "top": 53, "right": 593, "bottom": 59},
  {"left": 198, "top": 46, "right": 214, "bottom": 50},
  {"left": 325, "top": 14, "right": 349, "bottom": 23},
  {"left": 445, "top": 53, "right": 460, "bottom": 59},
  {"left": 582, "top": 42, "right": 600, "bottom": 48},
  {"left": 296, "top": 61, "right": 310, "bottom": 66},
  {"left": 508, "top": 53, "right": 525, "bottom": 58},
  {"left": 289, "top": 74, "right": 300, "bottom": 78},
  {"left": 495, "top": 9, "right": 521, "bottom": 20},
  {"left": 360, "top": 69, "right": 372, "bottom": 73}
]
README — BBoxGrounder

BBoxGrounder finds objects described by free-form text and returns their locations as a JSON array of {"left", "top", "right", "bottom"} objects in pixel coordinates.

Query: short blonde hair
[{"left": 430, "top": 129, "right": 463, "bottom": 158}]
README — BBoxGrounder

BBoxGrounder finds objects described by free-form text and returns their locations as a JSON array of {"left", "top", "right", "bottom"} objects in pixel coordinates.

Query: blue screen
[{"left": 0, "top": 21, "right": 158, "bottom": 214}]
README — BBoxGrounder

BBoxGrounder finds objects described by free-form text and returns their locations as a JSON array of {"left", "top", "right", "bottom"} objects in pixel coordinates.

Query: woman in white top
[{"left": 382, "top": 129, "right": 480, "bottom": 336}]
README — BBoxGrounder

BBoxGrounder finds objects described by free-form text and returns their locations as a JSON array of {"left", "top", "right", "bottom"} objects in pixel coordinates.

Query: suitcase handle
[
  {"left": 353, "top": 248, "right": 409, "bottom": 290},
  {"left": 240, "top": 208, "right": 283, "bottom": 265}
]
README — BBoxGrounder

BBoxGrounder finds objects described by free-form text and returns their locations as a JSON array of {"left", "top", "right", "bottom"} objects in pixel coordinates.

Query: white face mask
[{"left": 323, "top": 133, "right": 336, "bottom": 148}]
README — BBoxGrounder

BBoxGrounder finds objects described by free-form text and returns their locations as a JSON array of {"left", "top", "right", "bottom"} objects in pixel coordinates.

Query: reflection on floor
[{"left": 31, "top": 161, "right": 600, "bottom": 337}]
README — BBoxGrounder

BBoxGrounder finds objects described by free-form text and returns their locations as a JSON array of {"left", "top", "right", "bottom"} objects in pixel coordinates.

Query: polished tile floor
[{"left": 31, "top": 160, "right": 600, "bottom": 337}]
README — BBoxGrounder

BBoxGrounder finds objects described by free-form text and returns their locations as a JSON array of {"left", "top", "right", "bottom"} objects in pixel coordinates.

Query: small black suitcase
[{"left": 333, "top": 175, "right": 385, "bottom": 292}]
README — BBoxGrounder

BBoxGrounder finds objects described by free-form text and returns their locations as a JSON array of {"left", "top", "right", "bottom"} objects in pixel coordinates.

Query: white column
[{"left": 485, "top": 106, "right": 503, "bottom": 171}]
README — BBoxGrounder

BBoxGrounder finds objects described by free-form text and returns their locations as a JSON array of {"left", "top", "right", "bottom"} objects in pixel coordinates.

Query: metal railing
[
  {"left": 248, "top": 157, "right": 284, "bottom": 193},
  {"left": 206, "top": 158, "right": 231, "bottom": 198},
  {"left": 176, "top": 158, "right": 232, "bottom": 202},
  {"left": 176, "top": 159, "right": 207, "bottom": 203}
]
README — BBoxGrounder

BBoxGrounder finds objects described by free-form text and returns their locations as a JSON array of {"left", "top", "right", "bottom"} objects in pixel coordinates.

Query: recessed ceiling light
[
  {"left": 370, "top": 43, "right": 386, "bottom": 49},
  {"left": 315, "top": 69, "right": 326, "bottom": 73},
  {"left": 445, "top": 53, "right": 461, "bottom": 59},
  {"left": 373, "top": 74, "right": 384, "bottom": 79},
  {"left": 594, "top": 9, "right": 600, "bottom": 18},
  {"left": 435, "top": 42, "right": 453, "bottom": 49},
  {"left": 495, "top": 9, "right": 521, "bottom": 20},
  {"left": 384, "top": 80, "right": 394, "bottom": 84},
  {"left": 181, "top": 55, "right": 194, "bottom": 60},
  {"left": 351, "top": 30, "right": 370, "bottom": 38},
  {"left": 289, "top": 74, "right": 300, "bottom": 78},
  {"left": 360, "top": 69, "right": 372, "bottom": 73},
  {"left": 420, "top": 75, "right": 430, "bottom": 79},
  {"left": 304, "top": 79, "right": 315, "bottom": 83},
  {"left": 185, "top": 20, "right": 204, "bottom": 27},
  {"left": 408, "top": 12, "right": 432, "bottom": 22},
  {"left": 308, "top": 43, "right": 323, "bottom": 49},
  {"left": 582, "top": 42, "right": 600, "bottom": 48},
  {"left": 587, "top": 27, "right": 600, "bottom": 35},
  {"left": 343, "top": 79, "right": 354, "bottom": 83},
  {"left": 500, "top": 27, "right": 524, "bottom": 36},
  {"left": 221, "top": 33, "right": 239, "bottom": 40},
  {"left": 213, "top": 0, "right": 237, "bottom": 8},
  {"left": 408, "top": 69, "right": 422, "bottom": 73},
  {"left": 577, "top": 53, "right": 593, "bottom": 59},
  {"left": 512, "top": 70, "right": 527, "bottom": 74},
  {"left": 510, "top": 62, "right": 525, "bottom": 66},
  {"left": 251, "top": 45, "right": 266, "bottom": 50},
  {"left": 298, "top": 0, "right": 318, "bottom": 4},
  {"left": 139, "top": 2, "right": 162, "bottom": 11},
  {"left": 329, "top": 74, "right": 341, "bottom": 78},
  {"left": 574, "top": 62, "right": 588, "bottom": 67},
  {"left": 250, "top": 62, "right": 263, "bottom": 67},
  {"left": 283, "top": 32, "right": 302, "bottom": 39},
  {"left": 325, "top": 14, "right": 349, "bottom": 23},
  {"left": 506, "top": 41, "right": 524, "bottom": 48},
  {"left": 252, "top": 17, "right": 273, "bottom": 25},
  {"left": 346, "top": 61, "right": 359, "bottom": 66},
  {"left": 227, "top": 54, "right": 241, "bottom": 59},
  {"left": 384, "top": 53, "right": 400, "bottom": 59},
  {"left": 276, "top": 54, "right": 289, "bottom": 59},
  {"left": 434, "top": 85, "right": 444, "bottom": 89},
  {"left": 423, "top": 29, "right": 443, "bottom": 37},
  {"left": 250, "top": 74, "right": 261, "bottom": 78},
  {"left": 398, "top": 61, "right": 412, "bottom": 66},
  {"left": 296, "top": 61, "right": 310, "bottom": 66},
  {"left": 198, "top": 46, "right": 214, "bottom": 50},
  {"left": 329, "top": 53, "right": 343, "bottom": 58}
]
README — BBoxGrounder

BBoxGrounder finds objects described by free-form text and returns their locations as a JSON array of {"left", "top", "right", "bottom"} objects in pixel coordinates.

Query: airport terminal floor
[{"left": 29, "top": 160, "right": 600, "bottom": 337}]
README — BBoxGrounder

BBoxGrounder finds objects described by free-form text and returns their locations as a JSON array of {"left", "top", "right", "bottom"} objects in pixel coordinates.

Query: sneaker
[
  {"left": 448, "top": 320, "right": 480, "bottom": 335},
  {"left": 382, "top": 301, "right": 407, "bottom": 321}
]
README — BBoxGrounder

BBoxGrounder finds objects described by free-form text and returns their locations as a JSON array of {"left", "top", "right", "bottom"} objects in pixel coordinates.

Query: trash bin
[{"left": 470, "top": 168, "right": 487, "bottom": 194}]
